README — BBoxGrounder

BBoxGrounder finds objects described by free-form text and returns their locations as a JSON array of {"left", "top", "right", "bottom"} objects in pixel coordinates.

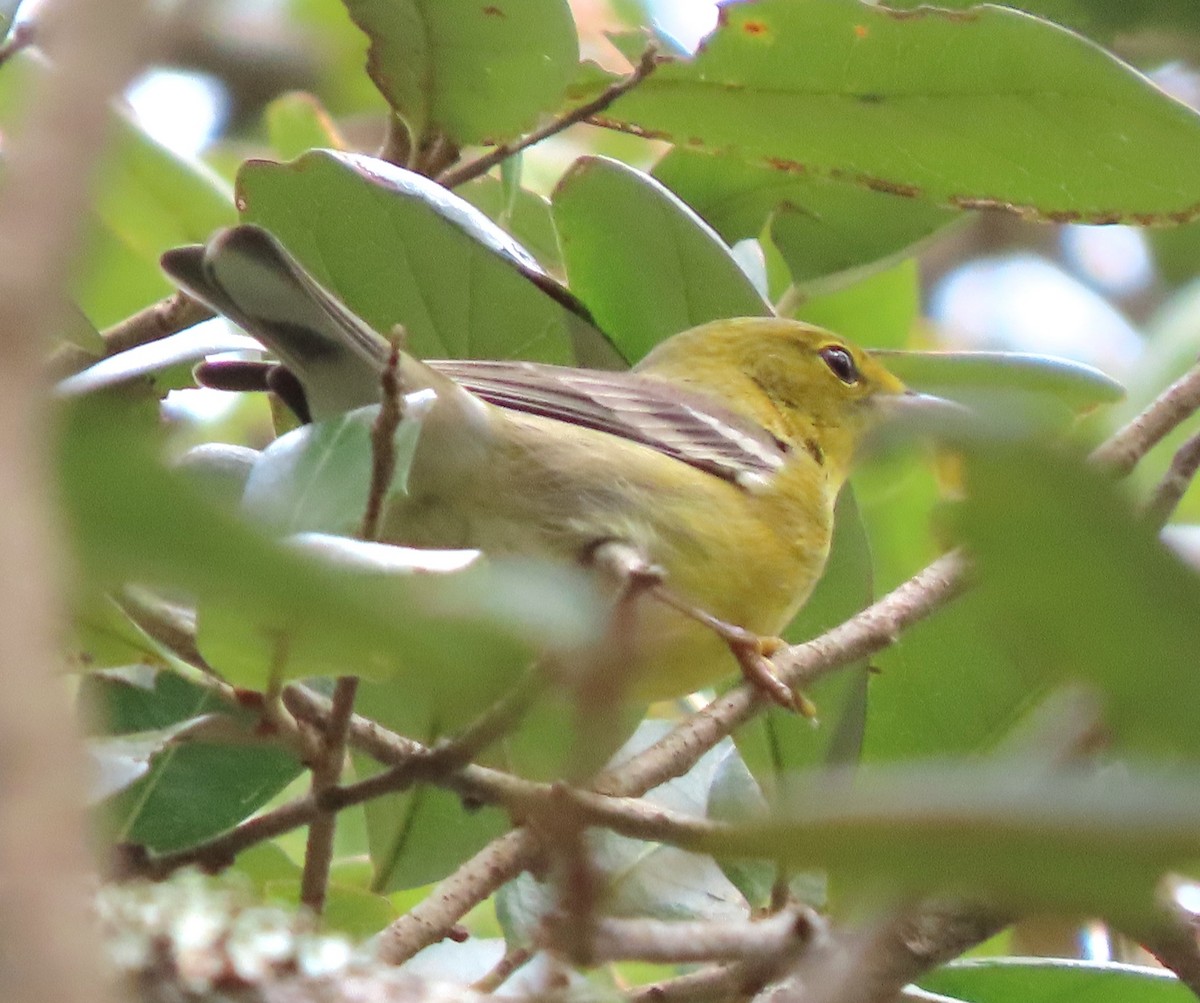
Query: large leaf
[
  {"left": 344, "top": 0, "right": 578, "bottom": 147},
  {"left": 878, "top": 349, "right": 1126, "bottom": 411},
  {"left": 959, "top": 439, "right": 1200, "bottom": 759},
  {"left": 697, "top": 765, "right": 1200, "bottom": 922},
  {"left": 600, "top": 0, "right": 1200, "bottom": 224},
  {"left": 236, "top": 149, "right": 616, "bottom": 364},
  {"left": 85, "top": 668, "right": 300, "bottom": 852},
  {"left": 921, "top": 957, "right": 1192, "bottom": 1003},
  {"left": 551, "top": 155, "right": 770, "bottom": 362},
  {"left": 654, "top": 148, "right": 959, "bottom": 284},
  {"left": 60, "top": 396, "right": 598, "bottom": 698}
]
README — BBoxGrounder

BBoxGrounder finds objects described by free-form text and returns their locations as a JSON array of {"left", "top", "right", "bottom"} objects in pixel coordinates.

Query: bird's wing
[{"left": 428, "top": 359, "right": 788, "bottom": 488}]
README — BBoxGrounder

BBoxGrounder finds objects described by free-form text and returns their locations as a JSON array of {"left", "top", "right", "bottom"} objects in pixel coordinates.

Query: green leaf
[
  {"left": 921, "top": 957, "right": 1193, "bottom": 1003},
  {"left": 654, "top": 149, "right": 959, "bottom": 284},
  {"left": 790, "top": 259, "right": 919, "bottom": 350},
  {"left": 601, "top": 0, "right": 1200, "bottom": 223},
  {"left": 0, "top": 52, "right": 235, "bottom": 328},
  {"left": 85, "top": 669, "right": 301, "bottom": 852},
  {"left": 699, "top": 765, "right": 1200, "bottom": 921},
  {"left": 237, "top": 149, "right": 613, "bottom": 364},
  {"left": 877, "top": 349, "right": 1127, "bottom": 411},
  {"left": 457, "top": 175, "right": 563, "bottom": 274},
  {"left": 883, "top": 0, "right": 1200, "bottom": 46},
  {"left": 265, "top": 92, "right": 346, "bottom": 160},
  {"left": 61, "top": 396, "right": 598, "bottom": 696},
  {"left": 56, "top": 329, "right": 262, "bottom": 398},
  {"left": 551, "top": 155, "right": 770, "bottom": 363},
  {"left": 959, "top": 439, "right": 1200, "bottom": 758},
  {"left": 343, "top": 0, "right": 579, "bottom": 146}
]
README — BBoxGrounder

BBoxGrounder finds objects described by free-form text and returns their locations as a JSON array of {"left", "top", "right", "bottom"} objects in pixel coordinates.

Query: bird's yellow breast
[{"left": 385, "top": 409, "right": 836, "bottom": 700}]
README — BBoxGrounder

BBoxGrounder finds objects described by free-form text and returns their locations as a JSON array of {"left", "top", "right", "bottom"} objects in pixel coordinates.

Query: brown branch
[
  {"left": 374, "top": 829, "right": 541, "bottom": 963},
  {"left": 592, "top": 550, "right": 970, "bottom": 798},
  {"left": 1091, "top": 362, "right": 1200, "bottom": 477},
  {"left": 298, "top": 675, "right": 357, "bottom": 914},
  {"left": 0, "top": 0, "right": 150, "bottom": 1001},
  {"left": 586, "top": 907, "right": 822, "bottom": 967},
  {"left": 437, "top": 47, "right": 659, "bottom": 189},
  {"left": 301, "top": 344, "right": 404, "bottom": 914},
  {"left": 359, "top": 337, "right": 404, "bottom": 541},
  {"left": 470, "top": 946, "right": 533, "bottom": 993},
  {"left": 49, "top": 290, "right": 213, "bottom": 379},
  {"left": 1143, "top": 430, "right": 1200, "bottom": 529}
]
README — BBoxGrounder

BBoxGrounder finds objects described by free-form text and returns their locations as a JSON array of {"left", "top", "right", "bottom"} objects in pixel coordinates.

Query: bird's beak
[
  {"left": 873, "top": 389, "right": 972, "bottom": 437},
  {"left": 878, "top": 389, "right": 971, "bottom": 417}
]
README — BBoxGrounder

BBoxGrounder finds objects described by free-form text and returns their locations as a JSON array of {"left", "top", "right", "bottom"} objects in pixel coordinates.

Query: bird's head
[{"left": 636, "top": 317, "right": 920, "bottom": 480}]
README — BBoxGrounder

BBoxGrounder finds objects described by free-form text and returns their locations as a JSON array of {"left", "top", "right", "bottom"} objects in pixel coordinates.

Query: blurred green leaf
[
  {"left": 601, "top": 0, "right": 1200, "bottom": 223},
  {"left": 552, "top": 155, "right": 770, "bottom": 362},
  {"left": 61, "top": 396, "right": 598, "bottom": 695},
  {"left": 343, "top": 0, "right": 578, "bottom": 146},
  {"left": 0, "top": 53, "right": 235, "bottom": 328},
  {"left": 790, "top": 259, "right": 919, "bottom": 350},
  {"left": 960, "top": 439, "right": 1200, "bottom": 758},
  {"left": 85, "top": 668, "right": 301, "bottom": 852},
  {"left": 265, "top": 92, "right": 346, "bottom": 159},
  {"left": 921, "top": 957, "right": 1193, "bottom": 1003},
  {"left": 655, "top": 149, "right": 959, "bottom": 284},
  {"left": 703, "top": 765, "right": 1200, "bottom": 921},
  {"left": 237, "top": 149, "right": 614, "bottom": 364}
]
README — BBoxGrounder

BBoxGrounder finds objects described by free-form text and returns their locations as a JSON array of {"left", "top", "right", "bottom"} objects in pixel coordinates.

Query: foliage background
[{"left": 10, "top": 0, "right": 1200, "bottom": 999}]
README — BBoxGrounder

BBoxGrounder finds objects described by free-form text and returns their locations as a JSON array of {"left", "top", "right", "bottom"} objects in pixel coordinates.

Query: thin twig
[
  {"left": 626, "top": 963, "right": 757, "bottom": 1003},
  {"left": 438, "top": 47, "right": 659, "bottom": 189},
  {"left": 49, "top": 290, "right": 213, "bottom": 379},
  {"left": 1091, "top": 362, "right": 1200, "bottom": 477},
  {"left": 297, "top": 675, "right": 358, "bottom": 914},
  {"left": 375, "top": 829, "right": 541, "bottom": 964},
  {"left": 586, "top": 907, "right": 823, "bottom": 967},
  {"left": 1142, "top": 430, "right": 1200, "bottom": 529},
  {"left": 1120, "top": 904, "right": 1200, "bottom": 1000},
  {"left": 471, "top": 946, "right": 534, "bottom": 993},
  {"left": 359, "top": 337, "right": 404, "bottom": 542},
  {"left": 301, "top": 343, "right": 404, "bottom": 913}
]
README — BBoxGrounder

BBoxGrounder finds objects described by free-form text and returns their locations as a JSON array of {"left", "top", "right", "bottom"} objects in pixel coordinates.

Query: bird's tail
[{"left": 162, "top": 224, "right": 400, "bottom": 421}]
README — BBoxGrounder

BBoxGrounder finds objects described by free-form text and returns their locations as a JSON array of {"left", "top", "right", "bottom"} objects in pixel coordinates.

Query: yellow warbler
[{"left": 163, "top": 224, "right": 921, "bottom": 710}]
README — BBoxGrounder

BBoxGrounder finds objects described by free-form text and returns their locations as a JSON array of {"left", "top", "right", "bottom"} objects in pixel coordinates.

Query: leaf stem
[{"left": 437, "top": 47, "right": 659, "bottom": 190}]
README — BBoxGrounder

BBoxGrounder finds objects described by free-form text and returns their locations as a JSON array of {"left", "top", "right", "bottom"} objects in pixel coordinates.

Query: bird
[{"left": 162, "top": 223, "right": 925, "bottom": 713}]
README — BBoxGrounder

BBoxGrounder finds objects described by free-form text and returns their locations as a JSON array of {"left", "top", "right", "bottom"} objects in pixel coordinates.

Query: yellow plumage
[{"left": 164, "top": 225, "right": 911, "bottom": 704}]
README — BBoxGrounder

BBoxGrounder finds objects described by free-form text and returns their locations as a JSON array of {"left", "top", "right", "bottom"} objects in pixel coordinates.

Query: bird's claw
[{"left": 726, "top": 632, "right": 817, "bottom": 719}]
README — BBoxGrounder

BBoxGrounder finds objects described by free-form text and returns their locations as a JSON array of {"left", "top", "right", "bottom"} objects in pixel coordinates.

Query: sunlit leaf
[
  {"left": 552, "top": 155, "right": 769, "bottom": 362},
  {"left": 601, "top": 0, "right": 1200, "bottom": 223}
]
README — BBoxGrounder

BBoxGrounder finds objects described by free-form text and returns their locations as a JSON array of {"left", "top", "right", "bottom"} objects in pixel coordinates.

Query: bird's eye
[{"left": 819, "top": 345, "right": 859, "bottom": 385}]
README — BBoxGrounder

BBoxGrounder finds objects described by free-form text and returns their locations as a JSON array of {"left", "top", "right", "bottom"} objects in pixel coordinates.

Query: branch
[
  {"left": 301, "top": 343, "right": 405, "bottom": 914},
  {"left": 1143, "top": 430, "right": 1200, "bottom": 529},
  {"left": 1091, "top": 362, "right": 1200, "bottom": 477},
  {"left": 592, "top": 550, "right": 970, "bottom": 798},
  {"left": 586, "top": 907, "right": 822, "bottom": 967},
  {"left": 49, "top": 290, "right": 213, "bottom": 379},
  {"left": 437, "top": 47, "right": 659, "bottom": 189}
]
